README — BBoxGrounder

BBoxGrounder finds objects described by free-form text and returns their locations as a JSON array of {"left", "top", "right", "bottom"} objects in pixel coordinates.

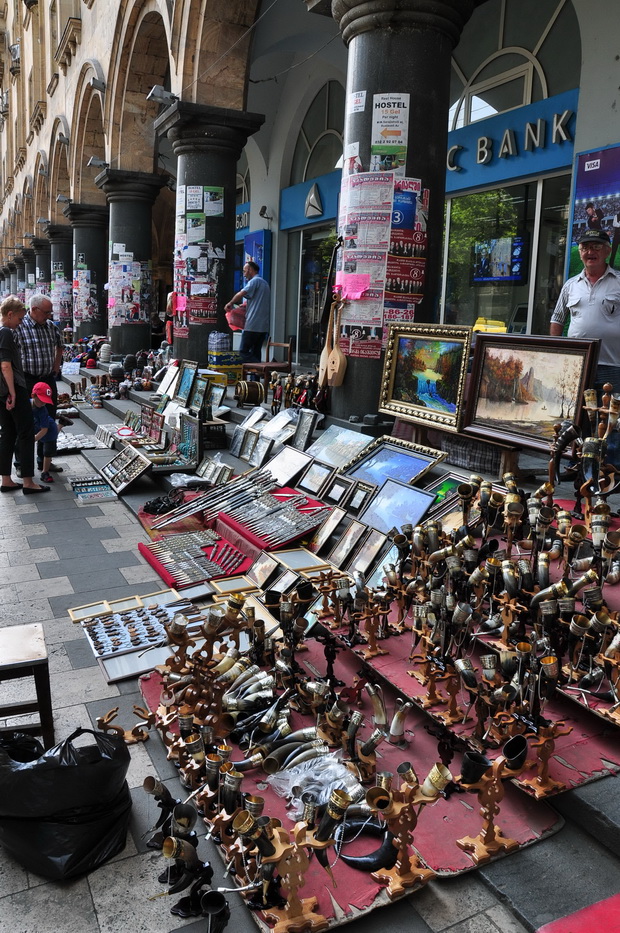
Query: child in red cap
[{"left": 31, "top": 382, "right": 60, "bottom": 483}]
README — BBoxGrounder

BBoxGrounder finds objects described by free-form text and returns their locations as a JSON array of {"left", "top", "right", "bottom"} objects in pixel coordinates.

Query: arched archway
[{"left": 71, "top": 64, "right": 108, "bottom": 203}]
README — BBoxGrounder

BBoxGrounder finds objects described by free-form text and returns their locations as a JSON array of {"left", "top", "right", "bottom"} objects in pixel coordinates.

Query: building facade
[{"left": 0, "top": 1, "right": 617, "bottom": 370}]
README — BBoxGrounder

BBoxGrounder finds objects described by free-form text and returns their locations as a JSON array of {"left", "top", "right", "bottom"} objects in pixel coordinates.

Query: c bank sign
[{"left": 445, "top": 88, "right": 578, "bottom": 193}]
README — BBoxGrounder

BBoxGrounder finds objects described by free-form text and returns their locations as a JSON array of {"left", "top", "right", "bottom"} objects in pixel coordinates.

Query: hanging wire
[
  {"left": 249, "top": 34, "right": 340, "bottom": 84},
  {"left": 181, "top": 0, "right": 282, "bottom": 96}
]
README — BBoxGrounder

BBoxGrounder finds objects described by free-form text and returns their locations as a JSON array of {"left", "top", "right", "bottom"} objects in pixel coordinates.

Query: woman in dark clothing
[{"left": 0, "top": 296, "right": 49, "bottom": 494}]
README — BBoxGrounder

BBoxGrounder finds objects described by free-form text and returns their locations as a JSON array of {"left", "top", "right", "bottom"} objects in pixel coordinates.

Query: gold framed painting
[{"left": 379, "top": 323, "right": 472, "bottom": 432}]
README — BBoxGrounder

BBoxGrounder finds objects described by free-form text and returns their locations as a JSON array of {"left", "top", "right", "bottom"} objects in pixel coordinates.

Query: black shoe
[{"left": 58, "top": 414, "right": 74, "bottom": 427}]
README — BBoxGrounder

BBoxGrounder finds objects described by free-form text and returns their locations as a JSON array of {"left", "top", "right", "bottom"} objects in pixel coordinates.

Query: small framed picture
[
  {"left": 157, "top": 364, "right": 180, "bottom": 398},
  {"left": 345, "top": 480, "right": 377, "bottom": 516},
  {"left": 291, "top": 408, "right": 318, "bottom": 451},
  {"left": 211, "top": 575, "right": 259, "bottom": 595},
  {"left": 239, "top": 427, "right": 260, "bottom": 462},
  {"left": 240, "top": 406, "right": 268, "bottom": 429},
  {"left": 320, "top": 473, "right": 356, "bottom": 507},
  {"left": 249, "top": 435, "right": 274, "bottom": 469},
  {"left": 298, "top": 460, "right": 334, "bottom": 497},
  {"left": 207, "top": 383, "right": 226, "bottom": 409},
  {"left": 275, "top": 547, "right": 330, "bottom": 572},
  {"left": 261, "top": 568, "right": 299, "bottom": 597},
  {"left": 343, "top": 528, "right": 388, "bottom": 575},
  {"left": 247, "top": 551, "right": 281, "bottom": 589},
  {"left": 229, "top": 425, "right": 247, "bottom": 459},
  {"left": 173, "top": 359, "right": 198, "bottom": 405},
  {"left": 155, "top": 394, "right": 170, "bottom": 414},
  {"left": 359, "top": 478, "right": 435, "bottom": 534},
  {"left": 264, "top": 447, "right": 313, "bottom": 487},
  {"left": 327, "top": 520, "right": 369, "bottom": 569},
  {"left": 306, "top": 506, "right": 347, "bottom": 554},
  {"left": 188, "top": 374, "right": 209, "bottom": 414}
]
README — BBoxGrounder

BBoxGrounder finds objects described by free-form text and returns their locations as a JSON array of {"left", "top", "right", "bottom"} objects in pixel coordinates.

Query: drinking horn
[{"left": 337, "top": 820, "right": 398, "bottom": 872}]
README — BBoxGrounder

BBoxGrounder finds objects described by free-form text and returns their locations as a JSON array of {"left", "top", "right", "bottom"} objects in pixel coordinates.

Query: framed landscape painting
[
  {"left": 379, "top": 323, "right": 472, "bottom": 431},
  {"left": 463, "top": 334, "right": 599, "bottom": 452},
  {"left": 342, "top": 435, "right": 445, "bottom": 487}
]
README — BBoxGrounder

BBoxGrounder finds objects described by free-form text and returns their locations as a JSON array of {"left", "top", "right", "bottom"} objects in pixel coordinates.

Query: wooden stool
[{"left": 0, "top": 623, "right": 55, "bottom": 749}]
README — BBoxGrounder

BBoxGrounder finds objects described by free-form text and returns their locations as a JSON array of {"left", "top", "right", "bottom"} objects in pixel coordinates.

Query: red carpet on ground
[{"left": 537, "top": 893, "right": 620, "bottom": 932}]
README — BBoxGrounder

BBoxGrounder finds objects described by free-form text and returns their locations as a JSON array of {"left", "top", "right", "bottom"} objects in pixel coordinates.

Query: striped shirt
[{"left": 15, "top": 313, "right": 62, "bottom": 376}]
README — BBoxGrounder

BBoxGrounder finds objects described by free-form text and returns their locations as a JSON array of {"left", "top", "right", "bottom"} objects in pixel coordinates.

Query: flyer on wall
[
  {"left": 370, "top": 93, "right": 410, "bottom": 176},
  {"left": 569, "top": 143, "right": 620, "bottom": 276}
]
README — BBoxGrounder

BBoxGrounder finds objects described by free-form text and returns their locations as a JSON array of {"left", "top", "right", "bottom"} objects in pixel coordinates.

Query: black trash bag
[
  {"left": 0, "top": 727, "right": 132, "bottom": 880},
  {"left": 0, "top": 732, "right": 44, "bottom": 762}
]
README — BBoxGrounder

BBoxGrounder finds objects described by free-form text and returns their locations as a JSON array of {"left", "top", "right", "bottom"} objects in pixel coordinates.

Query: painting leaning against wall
[{"left": 463, "top": 334, "right": 599, "bottom": 452}]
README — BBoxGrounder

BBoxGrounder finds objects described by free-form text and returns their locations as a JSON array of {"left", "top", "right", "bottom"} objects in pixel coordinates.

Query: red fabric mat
[
  {"left": 537, "top": 893, "right": 620, "bottom": 932},
  {"left": 138, "top": 540, "right": 253, "bottom": 588},
  {"left": 139, "top": 635, "right": 562, "bottom": 924},
  {"left": 324, "top": 619, "right": 620, "bottom": 797}
]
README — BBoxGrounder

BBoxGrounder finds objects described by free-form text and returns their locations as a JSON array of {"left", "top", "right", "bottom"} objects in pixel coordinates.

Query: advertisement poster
[
  {"left": 72, "top": 268, "right": 92, "bottom": 323},
  {"left": 569, "top": 143, "right": 620, "bottom": 276},
  {"left": 175, "top": 184, "right": 186, "bottom": 216},
  {"left": 343, "top": 172, "right": 395, "bottom": 211},
  {"left": 186, "top": 212, "right": 206, "bottom": 244},
  {"left": 173, "top": 238, "right": 224, "bottom": 335},
  {"left": 203, "top": 187, "right": 224, "bottom": 216},
  {"left": 107, "top": 261, "right": 146, "bottom": 326},
  {"left": 51, "top": 274, "right": 72, "bottom": 324},
  {"left": 370, "top": 93, "right": 410, "bottom": 175}
]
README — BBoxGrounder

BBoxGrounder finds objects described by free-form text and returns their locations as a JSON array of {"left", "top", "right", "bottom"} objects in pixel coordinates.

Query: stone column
[
  {"left": 7, "top": 260, "right": 17, "bottom": 295},
  {"left": 63, "top": 203, "right": 109, "bottom": 340},
  {"left": 45, "top": 224, "right": 73, "bottom": 327},
  {"left": 1, "top": 266, "right": 10, "bottom": 296},
  {"left": 14, "top": 255, "right": 25, "bottom": 301},
  {"left": 329, "top": 0, "right": 477, "bottom": 419},
  {"left": 95, "top": 170, "right": 167, "bottom": 356},
  {"left": 31, "top": 237, "right": 51, "bottom": 294},
  {"left": 22, "top": 248, "right": 36, "bottom": 306},
  {"left": 155, "top": 103, "right": 264, "bottom": 364}
]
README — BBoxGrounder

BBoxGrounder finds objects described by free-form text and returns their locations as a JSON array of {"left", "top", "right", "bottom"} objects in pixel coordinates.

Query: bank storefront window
[{"left": 442, "top": 174, "right": 569, "bottom": 335}]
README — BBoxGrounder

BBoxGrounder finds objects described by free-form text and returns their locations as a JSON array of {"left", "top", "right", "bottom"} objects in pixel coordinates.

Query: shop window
[
  {"left": 444, "top": 183, "right": 536, "bottom": 332},
  {"left": 291, "top": 82, "right": 344, "bottom": 185}
]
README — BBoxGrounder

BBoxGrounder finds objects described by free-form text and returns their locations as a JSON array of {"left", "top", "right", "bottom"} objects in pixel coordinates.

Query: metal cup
[
  {"left": 480, "top": 653, "right": 498, "bottom": 680},
  {"left": 244, "top": 794, "right": 265, "bottom": 818},
  {"left": 540, "top": 655, "right": 560, "bottom": 680},
  {"left": 421, "top": 762, "right": 452, "bottom": 797},
  {"left": 185, "top": 732, "right": 205, "bottom": 763},
  {"left": 397, "top": 760, "right": 418, "bottom": 788},
  {"left": 569, "top": 613, "right": 591, "bottom": 637}
]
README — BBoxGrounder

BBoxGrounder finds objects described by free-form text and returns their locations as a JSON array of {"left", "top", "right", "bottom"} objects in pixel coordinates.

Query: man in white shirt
[{"left": 550, "top": 229, "right": 620, "bottom": 391}]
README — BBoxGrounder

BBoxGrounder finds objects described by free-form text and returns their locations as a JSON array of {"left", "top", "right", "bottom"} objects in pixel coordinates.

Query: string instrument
[{"left": 314, "top": 236, "right": 343, "bottom": 417}]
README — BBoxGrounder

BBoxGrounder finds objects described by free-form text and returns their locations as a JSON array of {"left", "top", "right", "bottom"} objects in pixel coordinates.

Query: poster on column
[
  {"left": 338, "top": 287, "right": 384, "bottom": 360},
  {"left": 382, "top": 177, "right": 430, "bottom": 343},
  {"left": 107, "top": 261, "right": 144, "bottom": 325},
  {"left": 203, "top": 187, "right": 224, "bottom": 216},
  {"left": 173, "top": 239, "right": 224, "bottom": 334},
  {"left": 51, "top": 274, "right": 72, "bottom": 324},
  {"left": 370, "top": 93, "right": 409, "bottom": 176},
  {"left": 72, "top": 269, "right": 92, "bottom": 323},
  {"left": 569, "top": 143, "right": 620, "bottom": 276}
]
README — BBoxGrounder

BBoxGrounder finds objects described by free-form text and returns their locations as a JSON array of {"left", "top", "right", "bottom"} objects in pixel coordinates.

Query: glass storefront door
[{"left": 298, "top": 225, "right": 338, "bottom": 367}]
